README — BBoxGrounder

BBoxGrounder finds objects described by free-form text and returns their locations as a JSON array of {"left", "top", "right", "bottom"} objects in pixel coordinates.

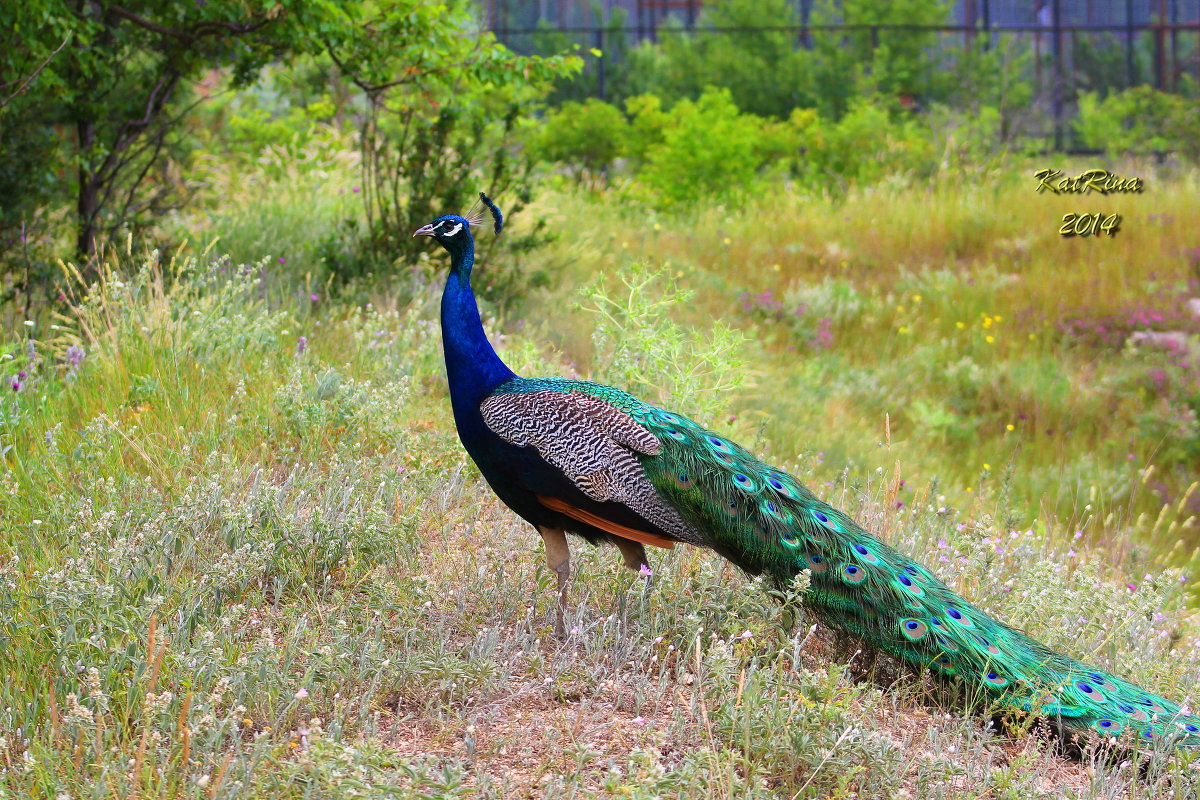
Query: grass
[{"left": 2, "top": 146, "right": 1200, "bottom": 797}]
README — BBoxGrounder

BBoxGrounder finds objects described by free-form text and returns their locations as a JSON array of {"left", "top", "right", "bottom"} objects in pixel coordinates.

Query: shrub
[
  {"left": 634, "top": 88, "right": 768, "bottom": 208},
  {"left": 1076, "top": 85, "right": 1200, "bottom": 162},
  {"left": 531, "top": 98, "right": 630, "bottom": 180},
  {"left": 788, "top": 98, "right": 936, "bottom": 187}
]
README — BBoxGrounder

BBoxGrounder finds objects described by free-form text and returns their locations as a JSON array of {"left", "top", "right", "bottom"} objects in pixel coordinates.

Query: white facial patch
[{"left": 442, "top": 222, "right": 463, "bottom": 237}]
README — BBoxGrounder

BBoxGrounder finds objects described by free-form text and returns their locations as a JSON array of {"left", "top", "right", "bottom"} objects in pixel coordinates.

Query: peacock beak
[{"left": 412, "top": 223, "right": 437, "bottom": 238}]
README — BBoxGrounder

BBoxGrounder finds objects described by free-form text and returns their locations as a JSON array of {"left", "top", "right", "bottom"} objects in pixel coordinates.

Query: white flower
[{"left": 294, "top": 687, "right": 309, "bottom": 700}]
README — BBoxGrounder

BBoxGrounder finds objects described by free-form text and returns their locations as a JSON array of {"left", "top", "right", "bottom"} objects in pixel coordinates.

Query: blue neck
[{"left": 439, "top": 235, "right": 517, "bottom": 415}]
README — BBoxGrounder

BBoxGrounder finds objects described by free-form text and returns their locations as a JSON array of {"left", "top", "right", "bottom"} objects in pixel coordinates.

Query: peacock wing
[{"left": 480, "top": 380, "right": 699, "bottom": 544}]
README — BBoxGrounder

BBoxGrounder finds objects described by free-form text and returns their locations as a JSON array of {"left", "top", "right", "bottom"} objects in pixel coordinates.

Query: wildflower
[
  {"left": 23, "top": 320, "right": 34, "bottom": 327},
  {"left": 985, "top": 335, "right": 994, "bottom": 343},
  {"left": 983, "top": 463, "right": 991, "bottom": 470},
  {"left": 352, "top": 186, "right": 361, "bottom": 192},
  {"left": 723, "top": 237, "right": 731, "bottom": 245},
  {"left": 278, "top": 256, "right": 286, "bottom": 264},
  {"left": 630, "top": 716, "right": 646, "bottom": 726},
  {"left": 294, "top": 687, "right": 309, "bottom": 700},
  {"left": 296, "top": 336, "right": 308, "bottom": 355},
  {"left": 638, "top": 564, "right": 652, "bottom": 579},
  {"left": 1005, "top": 424, "right": 1014, "bottom": 431},
  {"left": 309, "top": 294, "right": 320, "bottom": 303},
  {"left": 956, "top": 321, "right": 965, "bottom": 329},
  {"left": 66, "top": 345, "right": 85, "bottom": 367}
]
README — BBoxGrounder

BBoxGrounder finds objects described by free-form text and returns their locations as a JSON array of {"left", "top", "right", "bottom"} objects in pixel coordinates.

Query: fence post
[
  {"left": 1125, "top": 0, "right": 1135, "bottom": 86},
  {"left": 1052, "top": 0, "right": 1064, "bottom": 151},
  {"left": 982, "top": 0, "right": 991, "bottom": 51},
  {"left": 1154, "top": 0, "right": 1165, "bottom": 89},
  {"left": 595, "top": 26, "right": 606, "bottom": 101}
]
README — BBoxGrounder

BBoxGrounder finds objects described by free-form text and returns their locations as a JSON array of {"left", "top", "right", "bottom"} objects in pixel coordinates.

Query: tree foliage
[{"left": 0, "top": 0, "right": 578, "bottom": 303}]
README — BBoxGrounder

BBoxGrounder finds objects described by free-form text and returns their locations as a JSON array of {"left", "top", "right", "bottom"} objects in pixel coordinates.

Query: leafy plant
[
  {"left": 322, "top": 5, "right": 579, "bottom": 280},
  {"left": 634, "top": 88, "right": 768, "bottom": 209},
  {"left": 580, "top": 260, "right": 749, "bottom": 424},
  {"left": 1076, "top": 85, "right": 1200, "bottom": 162},
  {"left": 531, "top": 98, "right": 630, "bottom": 183}
]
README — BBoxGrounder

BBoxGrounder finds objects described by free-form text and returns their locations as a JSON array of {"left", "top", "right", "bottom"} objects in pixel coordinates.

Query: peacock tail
[{"left": 485, "top": 376, "right": 1200, "bottom": 748}]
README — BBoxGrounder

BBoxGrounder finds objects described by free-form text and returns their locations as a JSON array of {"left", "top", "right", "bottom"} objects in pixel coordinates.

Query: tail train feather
[{"left": 549, "top": 378, "right": 1200, "bottom": 748}]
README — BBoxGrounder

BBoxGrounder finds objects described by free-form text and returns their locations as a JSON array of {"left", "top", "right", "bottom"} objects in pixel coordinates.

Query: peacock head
[
  {"left": 412, "top": 214, "right": 473, "bottom": 246},
  {"left": 412, "top": 193, "right": 503, "bottom": 264}
]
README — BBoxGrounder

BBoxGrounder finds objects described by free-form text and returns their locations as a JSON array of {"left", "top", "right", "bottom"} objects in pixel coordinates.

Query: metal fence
[{"left": 487, "top": 1, "right": 1200, "bottom": 150}]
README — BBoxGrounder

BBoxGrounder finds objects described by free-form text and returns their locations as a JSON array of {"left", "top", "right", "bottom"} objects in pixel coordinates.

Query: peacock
[{"left": 414, "top": 193, "right": 1200, "bottom": 750}]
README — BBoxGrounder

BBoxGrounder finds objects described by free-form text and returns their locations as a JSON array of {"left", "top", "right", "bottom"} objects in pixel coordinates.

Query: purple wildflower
[
  {"left": 814, "top": 317, "right": 834, "bottom": 349},
  {"left": 310, "top": 294, "right": 320, "bottom": 303},
  {"left": 66, "top": 345, "right": 85, "bottom": 367},
  {"left": 296, "top": 336, "right": 308, "bottom": 355},
  {"left": 279, "top": 257, "right": 286, "bottom": 265},
  {"left": 638, "top": 564, "right": 652, "bottom": 579}
]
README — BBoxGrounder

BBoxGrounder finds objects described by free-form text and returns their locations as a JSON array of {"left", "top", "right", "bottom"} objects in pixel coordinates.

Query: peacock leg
[
  {"left": 611, "top": 537, "right": 648, "bottom": 571},
  {"left": 537, "top": 526, "right": 571, "bottom": 637}
]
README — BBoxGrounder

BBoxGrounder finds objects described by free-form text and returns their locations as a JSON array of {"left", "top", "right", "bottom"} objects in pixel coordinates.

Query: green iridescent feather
[{"left": 503, "top": 377, "right": 1200, "bottom": 748}]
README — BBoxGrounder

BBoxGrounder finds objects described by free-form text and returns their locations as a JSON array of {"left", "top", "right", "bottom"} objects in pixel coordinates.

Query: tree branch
[
  {"left": 105, "top": 3, "right": 274, "bottom": 43},
  {"left": 0, "top": 32, "right": 72, "bottom": 109}
]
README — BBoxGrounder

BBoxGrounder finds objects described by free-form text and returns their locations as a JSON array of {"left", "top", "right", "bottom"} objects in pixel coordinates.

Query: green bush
[
  {"left": 531, "top": 98, "right": 630, "bottom": 180},
  {"left": 634, "top": 88, "right": 770, "bottom": 208},
  {"left": 788, "top": 98, "right": 936, "bottom": 187},
  {"left": 531, "top": 90, "right": 1007, "bottom": 207},
  {"left": 1076, "top": 85, "right": 1200, "bottom": 162}
]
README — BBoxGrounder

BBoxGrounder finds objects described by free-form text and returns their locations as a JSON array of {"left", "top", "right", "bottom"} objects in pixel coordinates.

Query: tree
[
  {"left": 0, "top": 2, "right": 321, "bottom": 263},
  {"left": 316, "top": 1, "right": 579, "bottom": 275},
  {"left": 0, "top": 0, "right": 577, "bottom": 274}
]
